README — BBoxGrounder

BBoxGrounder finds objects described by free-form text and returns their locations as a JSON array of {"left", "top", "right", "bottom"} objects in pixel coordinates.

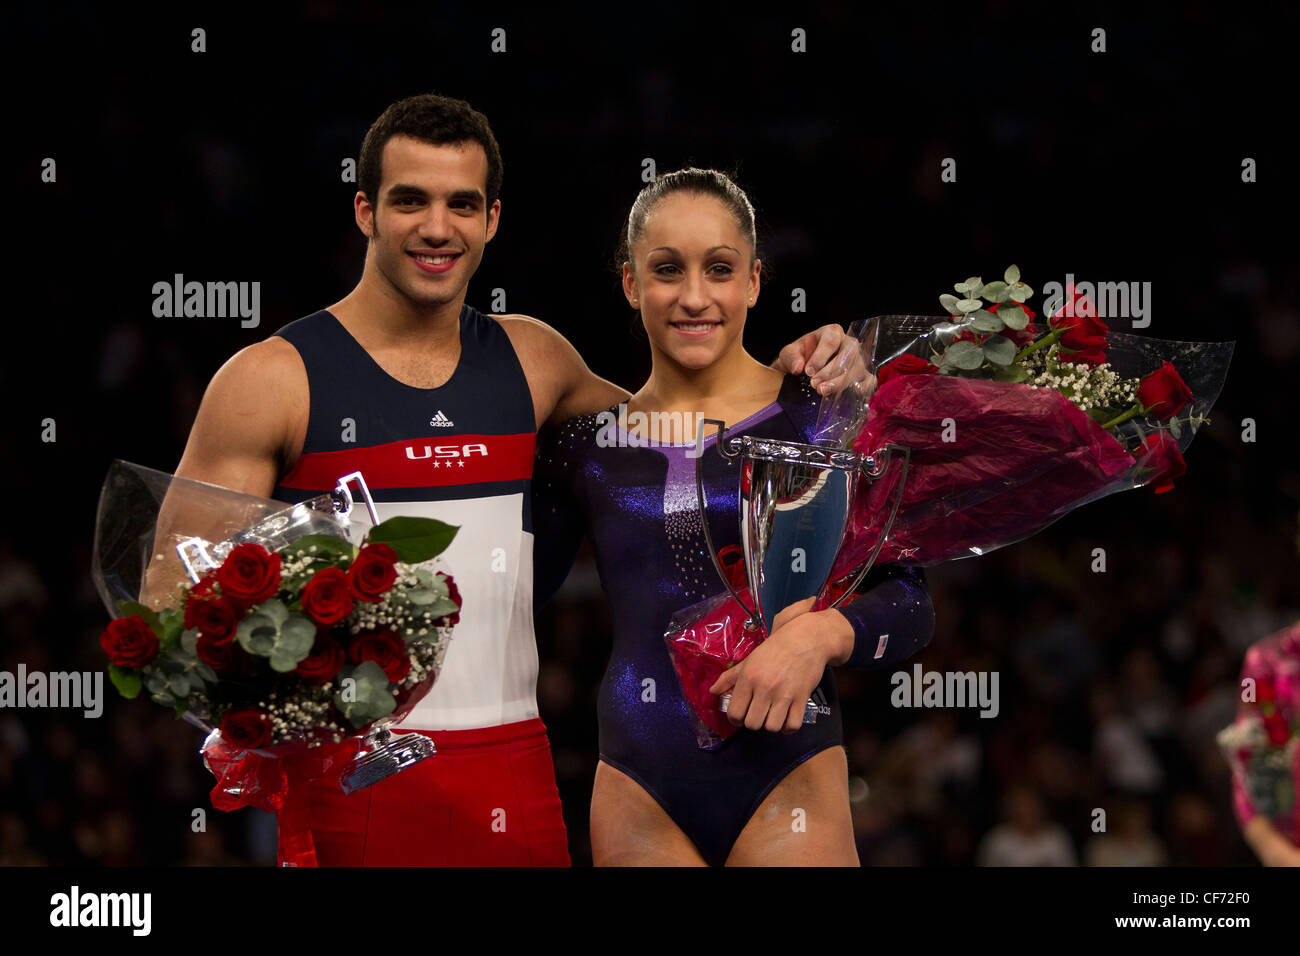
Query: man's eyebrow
[
  {"left": 386, "top": 183, "right": 429, "bottom": 199},
  {"left": 385, "top": 184, "right": 485, "bottom": 203}
]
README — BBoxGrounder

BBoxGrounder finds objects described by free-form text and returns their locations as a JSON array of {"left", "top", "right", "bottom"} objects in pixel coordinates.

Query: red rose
[
  {"left": 1136, "top": 431, "right": 1186, "bottom": 495},
  {"left": 184, "top": 595, "right": 239, "bottom": 642},
  {"left": 216, "top": 543, "right": 282, "bottom": 606},
  {"left": 1257, "top": 678, "right": 1277, "bottom": 703},
  {"left": 196, "top": 632, "right": 235, "bottom": 670},
  {"left": 877, "top": 354, "right": 938, "bottom": 387},
  {"left": 1137, "top": 361, "right": 1194, "bottom": 420},
  {"left": 989, "top": 303, "right": 1039, "bottom": 348},
  {"left": 99, "top": 615, "right": 160, "bottom": 668},
  {"left": 1264, "top": 711, "right": 1291, "bottom": 747},
  {"left": 348, "top": 543, "right": 399, "bottom": 603},
  {"left": 443, "top": 575, "right": 462, "bottom": 627},
  {"left": 301, "top": 567, "right": 355, "bottom": 626},
  {"left": 294, "top": 633, "right": 346, "bottom": 685},
  {"left": 190, "top": 572, "right": 219, "bottom": 599},
  {"left": 348, "top": 629, "right": 410, "bottom": 682},
  {"left": 1051, "top": 285, "right": 1108, "bottom": 364},
  {"left": 219, "top": 708, "right": 272, "bottom": 750}
]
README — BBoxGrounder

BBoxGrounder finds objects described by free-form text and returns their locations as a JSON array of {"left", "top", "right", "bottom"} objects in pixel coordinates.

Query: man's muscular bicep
[
  {"left": 495, "top": 315, "right": 630, "bottom": 427},
  {"left": 174, "top": 338, "right": 307, "bottom": 497}
]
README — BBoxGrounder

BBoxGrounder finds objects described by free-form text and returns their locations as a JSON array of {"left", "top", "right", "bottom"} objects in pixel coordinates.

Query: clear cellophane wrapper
[
  {"left": 826, "top": 320, "right": 1234, "bottom": 571},
  {"left": 92, "top": 461, "right": 455, "bottom": 863}
]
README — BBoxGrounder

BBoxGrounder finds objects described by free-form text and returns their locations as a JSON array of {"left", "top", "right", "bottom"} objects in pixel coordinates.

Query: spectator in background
[{"left": 976, "top": 786, "right": 1077, "bottom": 866}]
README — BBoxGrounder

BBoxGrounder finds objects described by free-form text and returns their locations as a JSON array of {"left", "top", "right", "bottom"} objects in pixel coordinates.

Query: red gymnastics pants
[{"left": 275, "top": 717, "right": 570, "bottom": 866}]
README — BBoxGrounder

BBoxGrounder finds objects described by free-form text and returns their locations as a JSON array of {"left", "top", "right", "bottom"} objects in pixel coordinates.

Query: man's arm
[
  {"left": 772, "top": 324, "right": 872, "bottom": 396},
  {"left": 174, "top": 337, "right": 307, "bottom": 494},
  {"left": 140, "top": 338, "right": 306, "bottom": 608},
  {"left": 493, "top": 315, "right": 630, "bottom": 427}
]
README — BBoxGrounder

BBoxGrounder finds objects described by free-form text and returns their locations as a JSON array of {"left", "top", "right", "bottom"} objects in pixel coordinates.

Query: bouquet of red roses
[
  {"left": 823, "top": 268, "right": 1234, "bottom": 573},
  {"left": 666, "top": 268, "right": 1233, "bottom": 749},
  {"left": 92, "top": 461, "right": 462, "bottom": 832},
  {"left": 1218, "top": 623, "right": 1300, "bottom": 843}
]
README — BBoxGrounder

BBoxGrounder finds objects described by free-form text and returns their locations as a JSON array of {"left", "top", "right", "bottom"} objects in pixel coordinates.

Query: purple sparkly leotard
[{"left": 533, "top": 374, "right": 934, "bottom": 864}]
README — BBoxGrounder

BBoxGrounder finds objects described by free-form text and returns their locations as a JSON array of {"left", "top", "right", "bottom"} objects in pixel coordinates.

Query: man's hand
[
  {"left": 709, "top": 597, "right": 854, "bottom": 733},
  {"left": 772, "top": 324, "right": 875, "bottom": 398}
]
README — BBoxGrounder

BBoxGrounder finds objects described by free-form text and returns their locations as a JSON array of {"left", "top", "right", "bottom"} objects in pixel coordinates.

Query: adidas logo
[{"left": 429, "top": 410, "right": 455, "bottom": 428}]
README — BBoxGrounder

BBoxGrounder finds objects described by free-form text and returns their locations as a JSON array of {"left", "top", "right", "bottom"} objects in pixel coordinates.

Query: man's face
[{"left": 356, "top": 135, "right": 500, "bottom": 310}]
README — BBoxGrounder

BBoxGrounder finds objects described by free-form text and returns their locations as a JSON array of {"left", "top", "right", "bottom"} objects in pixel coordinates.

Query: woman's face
[{"left": 624, "top": 192, "right": 761, "bottom": 371}]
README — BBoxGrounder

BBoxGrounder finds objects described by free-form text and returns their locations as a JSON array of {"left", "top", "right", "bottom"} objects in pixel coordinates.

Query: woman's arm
[
  {"left": 711, "top": 565, "right": 934, "bottom": 732},
  {"left": 1243, "top": 817, "right": 1300, "bottom": 866}
]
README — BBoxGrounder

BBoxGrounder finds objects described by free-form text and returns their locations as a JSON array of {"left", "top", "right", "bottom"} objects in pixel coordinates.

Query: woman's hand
[{"left": 709, "top": 598, "right": 855, "bottom": 733}]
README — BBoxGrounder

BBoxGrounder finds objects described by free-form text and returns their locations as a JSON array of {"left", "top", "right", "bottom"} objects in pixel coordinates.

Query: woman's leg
[
  {"left": 724, "top": 746, "right": 858, "bottom": 866},
  {"left": 590, "top": 760, "right": 708, "bottom": 866}
]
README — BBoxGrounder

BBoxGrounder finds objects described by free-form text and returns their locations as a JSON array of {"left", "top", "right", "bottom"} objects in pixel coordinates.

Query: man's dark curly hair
[{"left": 358, "top": 93, "right": 503, "bottom": 211}]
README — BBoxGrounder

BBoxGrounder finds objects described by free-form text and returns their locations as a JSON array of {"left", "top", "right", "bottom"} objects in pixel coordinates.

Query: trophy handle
[
  {"left": 694, "top": 417, "right": 761, "bottom": 630},
  {"left": 335, "top": 471, "right": 381, "bottom": 525},
  {"left": 823, "top": 443, "right": 913, "bottom": 612}
]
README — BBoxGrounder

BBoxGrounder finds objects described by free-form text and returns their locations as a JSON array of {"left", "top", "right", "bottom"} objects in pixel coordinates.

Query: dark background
[{"left": 1, "top": 1, "right": 1297, "bottom": 865}]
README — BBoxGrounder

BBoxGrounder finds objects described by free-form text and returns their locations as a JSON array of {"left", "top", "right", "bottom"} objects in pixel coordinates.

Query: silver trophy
[{"left": 691, "top": 318, "right": 911, "bottom": 724}]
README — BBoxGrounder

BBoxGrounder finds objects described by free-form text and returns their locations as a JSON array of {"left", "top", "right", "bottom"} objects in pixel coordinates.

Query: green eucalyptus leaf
[
  {"left": 955, "top": 298, "right": 981, "bottom": 314},
  {"left": 422, "top": 597, "right": 460, "bottom": 621},
  {"left": 971, "top": 310, "right": 1005, "bottom": 332},
  {"left": 1008, "top": 282, "right": 1034, "bottom": 303},
  {"left": 181, "top": 629, "right": 200, "bottom": 655},
  {"left": 1168, "top": 417, "right": 1183, "bottom": 439},
  {"left": 945, "top": 340, "right": 985, "bottom": 370},
  {"left": 145, "top": 673, "right": 169, "bottom": 695},
  {"left": 366, "top": 517, "right": 459, "bottom": 564},
  {"left": 983, "top": 335, "right": 1017, "bottom": 366},
  {"left": 980, "top": 280, "right": 1010, "bottom": 303},
  {"left": 108, "top": 665, "right": 142, "bottom": 699},
  {"left": 167, "top": 673, "right": 191, "bottom": 697},
  {"left": 276, "top": 615, "right": 317, "bottom": 662},
  {"left": 1004, "top": 264, "right": 1021, "bottom": 285},
  {"left": 193, "top": 661, "right": 219, "bottom": 684},
  {"left": 334, "top": 661, "right": 398, "bottom": 727},
  {"left": 269, "top": 650, "right": 301, "bottom": 673},
  {"left": 939, "top": 293, "right": 961, "bottom": 315},
  {"left": 998, "top": 303, "right": 1030, "bottom": 330}
]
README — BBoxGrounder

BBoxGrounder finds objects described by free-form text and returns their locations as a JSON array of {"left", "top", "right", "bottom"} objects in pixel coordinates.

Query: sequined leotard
[{"left": 533, "top": 374, "right": 934, "bottom": 865}]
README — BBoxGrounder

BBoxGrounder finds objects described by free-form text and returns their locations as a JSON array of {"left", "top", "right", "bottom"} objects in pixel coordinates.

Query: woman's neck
[{"left": 636, "top": 342, "right": 776, "bottom": 409}]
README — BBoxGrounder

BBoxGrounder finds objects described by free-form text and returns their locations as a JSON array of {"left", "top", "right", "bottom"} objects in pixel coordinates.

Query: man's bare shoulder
[
  {"left": 489, "top": 312, "right": 574, "bottom": 358},
  {"left": 211, "top": 336, "right": 308, "bottom": 392}
]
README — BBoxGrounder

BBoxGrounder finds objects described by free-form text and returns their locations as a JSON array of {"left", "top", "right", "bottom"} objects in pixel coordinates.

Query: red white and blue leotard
[{"left": 269, "top": 306, "right": 569, "bottom": 866}]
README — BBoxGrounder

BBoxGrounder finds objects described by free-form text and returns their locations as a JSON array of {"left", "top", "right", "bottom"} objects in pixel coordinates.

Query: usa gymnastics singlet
[{"left": 268, "top": 306, "right": 569, "bottom": 866}]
